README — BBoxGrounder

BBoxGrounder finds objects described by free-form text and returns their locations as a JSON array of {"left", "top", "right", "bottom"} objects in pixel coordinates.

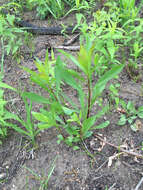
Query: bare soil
[{"left": 0, "top": 3, "right": 143, "bottom": 190}]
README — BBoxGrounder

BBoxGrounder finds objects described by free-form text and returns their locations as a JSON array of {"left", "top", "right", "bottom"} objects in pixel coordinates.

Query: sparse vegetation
[{"left": 0, "top": 0, "right": 143, "bottom": 189}]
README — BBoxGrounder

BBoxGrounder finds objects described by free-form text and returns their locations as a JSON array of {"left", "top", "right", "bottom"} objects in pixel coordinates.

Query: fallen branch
[{"left": 94, "top": 134, "right": 143, "bottom": 159}]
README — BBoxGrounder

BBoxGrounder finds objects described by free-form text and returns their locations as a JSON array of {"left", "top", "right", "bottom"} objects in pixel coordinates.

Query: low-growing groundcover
[{"left": 0, "top": 0, "right": 143, "bottom": 189}]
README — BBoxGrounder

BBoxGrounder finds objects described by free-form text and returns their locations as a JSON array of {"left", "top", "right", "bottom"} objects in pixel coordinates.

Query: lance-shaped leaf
[{"left": 91, "top": 64, "right": 124, "bottom": 107}]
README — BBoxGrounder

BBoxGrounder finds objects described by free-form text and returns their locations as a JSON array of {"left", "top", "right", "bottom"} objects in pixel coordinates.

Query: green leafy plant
[
  {"left": 8, "top": 95, "right": 40, "bottom": 145},
  {"left": 0, "top": 81, "right": 39, "bottom": 144},
  {"left": 25, "top": 0, "right": 92, "bottom": 19},
  {"left": 0, "top": 40, "right": 41, "bottom": 144},
  {"left": 22, "top": 37, "right": 124, "bottom": 149},
  {"left": 119, "top": 0, "right": 143, "bottom": 25},
  {"left": 0, "top": 38, "right": 17, "bottom": 141},
  {"left": 83, "top": 3, "right": 143, "bottom": 82},
  {"left": 64, "top": 0, "right": 90, "bottom": 17},
  {"left": 119, "top": 0, "right": 138, "bottom": 24},
  {"left": 122, "top": 18, "right": 143, "bottom": 73},
  {"left": 0, "top": 88, "right": 53, "bottom": 145},
  {"left": 0, "top": 82, "right": 17, "bottom": 140},
  {"left": 0, "top": 13, "right": 26, "bottom": 56},
  {"left": 118, "top": 100, "right": 143, "bottom": 131},
  {"left": 26, "top": 0, "right": 65, "bottom": 19},
  {"left": 6, "top": 50, "right": 56, "bottom": 144},
  {"left": 74, "top": 11, "right": 125, "bottom": 73}
]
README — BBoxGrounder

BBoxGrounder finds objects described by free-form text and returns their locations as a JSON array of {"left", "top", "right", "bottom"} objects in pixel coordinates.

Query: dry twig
[
  {"left": 94, "top": 134, "right": 143, "bottom": 159},
  {"left": 63, "top": 34, "right": 80, "bottom": 46},
  {"left": 54, "top": 45, "right": 80, "bottom": 51},
  {"left": 134, "top": 177, "right": 143, "bottom": 190}
]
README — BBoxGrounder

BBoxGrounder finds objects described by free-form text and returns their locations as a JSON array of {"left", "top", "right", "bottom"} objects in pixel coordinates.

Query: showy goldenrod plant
[{"left": 22, "top": 37, "right": 124, "bottom": 149}]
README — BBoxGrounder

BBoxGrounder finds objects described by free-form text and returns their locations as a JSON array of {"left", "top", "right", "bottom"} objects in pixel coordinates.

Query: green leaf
[
  {"left": 32, "top": 112, "right": 50, "bottom": 122},
  {"left": 138, "top": 112, "right": 143, "bottom": 118},
  {"left": 8, "top": 123, "right": 30, "bottom": 136},
  {"left": 22, "top": 67, "right": 51, "bottom": 91},
  {"left": 94, "top": 53, "right": 99, "bottom": 68},
  {"left": 127, "top": 101, "right": 135, "bottom": 112},
  {"left": 82, "top": 115, "right": 96, "bottom": 135},
  {"left": 0, "top": 82, "right": 16, "bottom": 91},
  {"left": 55, "top": 57, "right": 80, "bottom": 90},
  {"left": 58, "top": 50, "right": 81, "bottom": 70},
  {"left": 22, "top": 92, "right": 50, "bottom": 104},
  {"left": 7, "top": 14, "right": 15, "bottom": 25},
  {"left": 58, "top": 134, "right": 64, "bottom": 141},
  {"left": 67, "top": 113, "right": 79, "bottom": 123},
  {"left": 68, "top": 69, "right": 85, "bottom": 81},
  {"left": 109, "top": 84, "right": 119, "bottom": 96},
  {"left": 138, "top": 106, "right": 143, "bottom": 112},
  {"left": 78, "top": 45, "right": 92, "bottom": 75},
  {"left": 55, "top": 115, "right": 65, "bottom": 124},
  {"left": 95, "top": 39, "right": 108, "bottom": 57},
  {"left": 118, "top": 114, "right": 127, "bottom": 125},
  {"left": 55, "top": 58, "right": 85, "bottom": 111},
  {"left": 92, "top": 121, "right": 110, "bottom": 129},
  {"left": 37, "top": 123, "right": 54, "bottom": 130},
  {"left": 3, "top": 111, "right": 20, "bottom": 121},
  {"left": 73, "top": 146, "right": 80, "bottom": 150},
  {"left": 92, "top": 64, "right": 124, "bottom": 106},
  {"left": 62, "top": 107, "right": 77, "bottom": 115},
  {"left": 120, "top": 99, "right": 127, "bottom": 110},
  {"left": 107, "top": 39, "right": 115, "bottom": 60},
  {"left": 54, "top": 56, "right": 64, "bottom": 93},
  {"left": 65, "top": 125, "right": 79, "bottom": 136},
  {"left": 83, "top": 131, "right": 93, "bottom": 138},
  {"left": 128, "top": 116, "right": 136, "bottom": 124}
]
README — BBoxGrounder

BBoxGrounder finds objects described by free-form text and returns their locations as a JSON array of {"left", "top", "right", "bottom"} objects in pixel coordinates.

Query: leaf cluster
[
  {"left": 118, "top": 100, "right": 143, "bottom": 131},
  {"left": 21, "top": 37, "right": 123, "bottom": 148},
  {"left": 0, "top": 13, "right": 24, "bottom": 55}
]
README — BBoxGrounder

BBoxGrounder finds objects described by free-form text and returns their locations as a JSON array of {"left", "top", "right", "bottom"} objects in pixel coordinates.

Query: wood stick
[
  {"left": 94, "top": 134, "right": 143, "bottom": 159},
  {"left": 134, "top": 177, "right": 143, "bottom": 190},
  {"left": 54, "top": 45, "right": 80, "bottom": 51}
]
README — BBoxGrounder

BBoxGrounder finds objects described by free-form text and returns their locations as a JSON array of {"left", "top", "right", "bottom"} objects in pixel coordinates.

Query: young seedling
[
  {"left": 24, "top": 156, "right": 57, "bottom": 189},
  {"left": 0, "top": 13, "right": 23, "bottom": 56},
  {"left": 0, "top": 81, "right": 18, "bottom": 141},
  {"left": 109, "top": 83, "right": 120, "bottom": 109},
  {"left": 118, "top": 100, "right": 143, "bottom": 131},
  {"left": 8, "top": 95, "right": 39, "bottom": 145}
]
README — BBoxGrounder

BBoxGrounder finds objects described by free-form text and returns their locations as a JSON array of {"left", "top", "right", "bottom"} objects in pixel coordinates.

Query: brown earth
[{"left": 0, "top": 2, "right": 143, "bottom": 190}]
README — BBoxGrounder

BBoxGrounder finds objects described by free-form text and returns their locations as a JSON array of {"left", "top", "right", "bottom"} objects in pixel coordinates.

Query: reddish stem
[{"left": 87, "top": 78, "right": 91, "bottom": 118}]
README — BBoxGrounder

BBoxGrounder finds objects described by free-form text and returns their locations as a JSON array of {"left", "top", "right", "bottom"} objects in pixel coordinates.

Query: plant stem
[
  {"left": 49, "top": 86, "right": 67, "bottom": 124},
  {"left": 87, "top": 78, "right": 91, "bottom": 118}
]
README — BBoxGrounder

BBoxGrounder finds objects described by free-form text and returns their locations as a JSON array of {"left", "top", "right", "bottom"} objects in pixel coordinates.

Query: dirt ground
[{"left": 0, "top": 3, "right": 143, "bottom": 190}]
